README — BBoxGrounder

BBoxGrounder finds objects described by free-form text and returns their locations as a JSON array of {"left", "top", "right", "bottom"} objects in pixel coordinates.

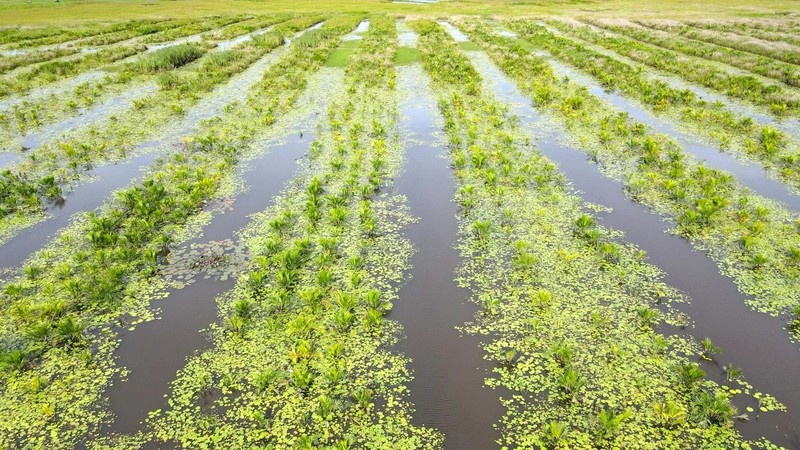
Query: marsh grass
[
  {"left": 649, "top": 22, "right": 800, "bottom": 66},
  {"left": 590, "top": 18, "right": 800, "bottom": 89},
  {"left": 250, "top": 30, "right": 285, "bottom": 49},
  {"left": 545, "top": 19, "right": 800, "bottom": 118},
  {"left": 0, "top": 47, "right": 78, "bottom": 74},
  {"left": 0, "top": 18, "right": 173, "bottom": 47},
  {"left": 130, "top": 43, "right": 205, "bottom": 73},
  {"left": 0, "top": 43, "right": 145, "bottom": 97},
  {"left": 207, "top": 14, "right": 291, "bottom": 41},
  {"left": 137, "top": 15, "right": 249, "bottom": 44}
]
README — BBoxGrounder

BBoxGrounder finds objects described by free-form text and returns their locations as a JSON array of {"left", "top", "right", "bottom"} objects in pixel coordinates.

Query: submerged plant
[
  {"left": 54, "top": 316, "right": 85, "bottom": 349},
  {"left": 724, "top": 364, "right": 743, "bottom": 382},
  {"left": 0, "top": 349, "right": 30, "bottom": 373},
  {"left": 557, "top": 368, "right": 585, "bottom": 401},
  {"left": 353, "top": 387, "right": 373, "bottom": 411},
  {"left": 130, "top": 44, "right": 206, "bottom": 74},
  {"left": 255, "top": 368, "right": 281, "bottom": 394},
  {"left": 637, "top": 307, "right": 659, "bottom": 330},
  {"left": 531, "top": 288, "right": 553, "bottom": 309}
]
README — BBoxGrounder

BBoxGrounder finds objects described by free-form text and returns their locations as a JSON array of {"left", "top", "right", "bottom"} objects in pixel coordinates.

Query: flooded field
[{"left": 1, "top": 6, "right": 800, "bottom": 450}]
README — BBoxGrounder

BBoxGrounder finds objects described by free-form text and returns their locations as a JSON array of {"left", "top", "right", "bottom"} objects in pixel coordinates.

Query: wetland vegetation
[{"left": 1, "top": 1, "right": 799, "bottom": 448}]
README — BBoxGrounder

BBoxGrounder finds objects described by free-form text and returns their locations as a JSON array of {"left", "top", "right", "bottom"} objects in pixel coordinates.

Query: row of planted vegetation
[
  {"left": 639, "top": 20, "right": 800, "bottom": 68},
  {"left": 0, "top": 19, "right": 189, "bottom": 76},
  {"left": 452, "top": 19, "right": 800, "bottom": 339},
  {"left": 0, "top": 14, "right": 370, "bottom": 448},
  {"left": 1, "top": 11, "right": 799, "bottom": 449},
  {"left": 410, "top": 19, "right": 780, "bottom": 448},
  {"left": 503, "top": 20, "right": 800, "bottom": 193},
  {"left": 0, "top": 14, "right": 322, "bottom": 244},
  {"left": 2, "top": 18, "right": 186, "bottom": 50},
  {"left": 541, "top": 19, "right": 800, "bottom": 119},
  {"left": 0, "top": 13, "right": 291, "bottom": 140},
  {"left": 137, "top": 16, "right": 442, "bottom": 448},
  {"left": 0, "top": 15, "right": 259, "bottom": 99},
  {"left": 585, "top": 19, "right": 800, "bottom": 91},
  {"left": 681, "top": 19, "right": 800, "bottom": 47}
]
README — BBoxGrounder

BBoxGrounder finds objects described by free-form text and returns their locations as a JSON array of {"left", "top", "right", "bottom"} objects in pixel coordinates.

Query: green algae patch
[
  {"left": 325, "top": 40, "right": 359, "bottom": 67},
  {"left": 394, "top": 46, "right": 421, "bottom": 65}
]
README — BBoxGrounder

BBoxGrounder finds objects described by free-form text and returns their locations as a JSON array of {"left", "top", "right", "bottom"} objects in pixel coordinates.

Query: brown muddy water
[
  {"left": 463, "top": 47, "right": 800, "bottom": 449},
  {"left": 389, "top": 64, "right": 504, "bottom": 449}
]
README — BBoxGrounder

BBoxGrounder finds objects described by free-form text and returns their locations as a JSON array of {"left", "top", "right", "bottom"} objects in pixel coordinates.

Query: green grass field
[{"left": 1, "top": 0, "right": 798, "bottom": 25}]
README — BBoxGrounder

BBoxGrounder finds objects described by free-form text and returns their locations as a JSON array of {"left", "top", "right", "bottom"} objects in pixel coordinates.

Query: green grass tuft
[{"left": 130, "top": 43, "right": 205, "bottom": 73}]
